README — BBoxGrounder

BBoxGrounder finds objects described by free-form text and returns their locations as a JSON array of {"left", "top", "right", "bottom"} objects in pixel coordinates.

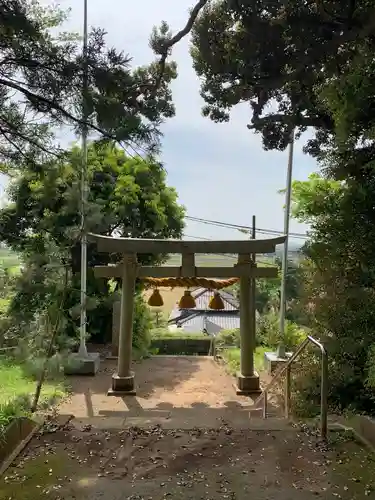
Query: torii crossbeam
[{"left": 89, "top": 233, "right": 286, "bottom": 396}]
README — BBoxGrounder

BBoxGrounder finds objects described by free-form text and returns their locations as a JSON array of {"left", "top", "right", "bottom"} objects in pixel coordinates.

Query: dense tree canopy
[
  {"left": 290, "top": 174, "right": 375, "bottom": 412},
  {"left": 0, "top": 0, "right": 177, "bottom": 164},
  {"left": 190, "top": 0, "right": 375, "bottom": 155},
  {"left": 230, "top": 256, "right": 303, "bottom": 320},
  {"left": 0, "top": 143, "right": 184, "bottom": 258},
  {"left": 0, "top": 143, "right": 185, "bottom": 341},
  {"left": 187, "top": 0, "right": 375, "bottom": 413}
]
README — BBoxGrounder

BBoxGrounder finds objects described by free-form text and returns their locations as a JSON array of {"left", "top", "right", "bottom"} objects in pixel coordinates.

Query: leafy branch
[{"left": 150, "top": 0, "right": 209, "bottom": 93}]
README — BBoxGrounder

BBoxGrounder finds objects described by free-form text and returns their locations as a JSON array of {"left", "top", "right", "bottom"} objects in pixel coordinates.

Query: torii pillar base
[
  {"left": 108, "top": 372, "right": 136, "bottom": 396},
  {"left": 235, "top": 372, "right": 261, "bottom": 396}
]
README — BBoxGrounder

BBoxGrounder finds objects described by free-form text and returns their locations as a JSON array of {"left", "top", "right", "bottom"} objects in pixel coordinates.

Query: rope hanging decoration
[
  {"left": 141, "top": 277, "right": 239, "bottom": 290},
  {"left": 208, "top": 291, "right": 225, "bottom": 310},
  {"left": 178, "top": 290, "right": 196, "bottom": 308},
  {"left": 147, "top": 288, "right": 164, "bottom": 307}
]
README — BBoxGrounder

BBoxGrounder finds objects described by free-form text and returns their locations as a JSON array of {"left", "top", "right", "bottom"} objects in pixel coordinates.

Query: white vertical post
[
  {"left": 277, "top": 130, "right": 295, "bottom": 359},
  {"left": 79, "top": 0, "right": 89, "bottom": 358}
]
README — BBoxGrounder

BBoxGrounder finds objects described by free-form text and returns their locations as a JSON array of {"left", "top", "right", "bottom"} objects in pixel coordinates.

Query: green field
[
  {"left": 0, "top": 359, "right": 66, "bottom": 431},
  {"left": 0, "top": 247, "right": 20, "bottom": 271},
  {"left": 166, "top": 253, "right": 276, "bottom": 267},
  {"left": 0, "top": 361, "right": 65, "bottom": 406}
]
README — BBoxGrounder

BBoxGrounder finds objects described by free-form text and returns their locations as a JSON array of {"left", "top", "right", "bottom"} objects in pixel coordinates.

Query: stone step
[{"left": 68, "top": 414, "right": 295, "bottom": 431}]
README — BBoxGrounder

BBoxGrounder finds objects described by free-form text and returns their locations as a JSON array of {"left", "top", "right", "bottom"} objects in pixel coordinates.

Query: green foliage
[
  {"left": 289, "top": 173, "right": 375, "bottom": 414},
  {"left": 151, "top": 329, "right": 209, "bottom": 340},
  {"left": 289, "top": 174, "right": 344, "bottom": 225},
  {"left": 215, "top": 328, "right": 240, "bottom": 348},
  {"left": 319, "top": 44, "right": 375, "bottom": 151},
  {"left": 0, "top": 247, "right": 20, "bottom": 269},
  {"left": 0, "top": 298, "right": 10, "bottom": 316},
  {"left": 0, "top": 0, "right": 178, "bottom": 164},
  {"left": 132, "top": 294, "right": 153, "bottom": 357},
  {"left": 0, "top": 143, "right": 185, "bottom": 255},
  {"left": 215, "top": 318, "right": 305, "bottom": 354},
  {"left": 189, "top": 0, "right": 375, "bottom": 416},
  {"left": 230, "top": 258, "right": 304, "bottom": 317},
  {"left": 254, "top": 278, "right": 280, "bottom": 314},
  {"left": 191, "top": 0, "right": 344, "bottom": 152},
  {"left": 190, "top": 0, "right": 375, "bottom": 160},
  {"left": 257, "top": 312, "right": 306, "bottom": 351},
  {"left": 0, "top": 143, "right": 185, "bottom": 345},
  {"left": 220, "top": 347, "right": 241, "bottom": 376},
  {"left": 215, "top": 322, "right": 304, "bottom": 378},
  {"left": 289, "top": 349, "right": 323, "bottom": 418},
  {"left": 0, "top": 359, "right": 65, "bottom": 433},
  {"left": 0, "top": 396, "right": 30, "bottom": 435},
  {"left": 220, "top": 346, "right": 268, "bottom": 376},
  {"left": 149, "top": 310, "right": 168, "bottom": 330},
  {"left": 0, "top": 245, "right": 79, "bottom": 396},
  {"left": 366, "top": 345, "right": 375, "bottom": 391}
]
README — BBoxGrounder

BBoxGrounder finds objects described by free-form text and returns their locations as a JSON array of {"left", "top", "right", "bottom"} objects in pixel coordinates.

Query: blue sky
[{"left": 2, "top": 0, "right": 318, "bottom": 243}]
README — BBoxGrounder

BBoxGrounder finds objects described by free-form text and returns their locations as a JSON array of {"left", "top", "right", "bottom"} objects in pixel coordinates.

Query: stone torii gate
[{"left": 89, "top": 233, "right": 286, "bottom": 396}]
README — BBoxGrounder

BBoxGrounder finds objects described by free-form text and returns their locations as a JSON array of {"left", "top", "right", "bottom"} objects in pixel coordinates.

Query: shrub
[
  {"left": 215, "top": 328, "right": 240, "bottom": 348},
  {"left": 151, "top": 329, "right": 208, "bottom": 340},
  {"left": 289, "top": 348, "right": 323, "bottom": 418},
  {"left": 132, "top": 293, "right": 153, "bottom": 357},
  {"left": 257, "top": 312, "right": 305, "bottom": 350},
  {"left": 366, "top": 343, "right": 375, "bottom": 391},
  {"left": 221, "top": 347, "right": 241, "bottom": 375},
  {"left": 0, "top": 395, "right": 31, "bottom": 434}
]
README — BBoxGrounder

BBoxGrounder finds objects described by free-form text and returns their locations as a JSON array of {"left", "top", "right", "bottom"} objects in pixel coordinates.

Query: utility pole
[
  {"left": 66, "top": 1, "right": 99, "bottom": 375},
  {"left": 251, "top": 215, "right": 256, "bottom": 357},
  {"left": 252, "top": 215, "right": 256, "bottom": 249},
  {"left": 78, "top": 0, "right": 89, "bottom": 358},
  {"left": 277, "top": 130, "right": 295, "bottom": 359}
]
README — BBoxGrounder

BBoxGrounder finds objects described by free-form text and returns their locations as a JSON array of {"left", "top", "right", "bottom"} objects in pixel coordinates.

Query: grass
[
  {"left": 0, "top": 359, "right": 66, "bottom": 431},
  {"left": 165, "top": 253, "right": 276, "bottom": 267},
  {"left": 221, "top": 346, "right": 269, "bottom": 375},
  {"left": 151, "top": 329, "right": 210, "bottom": 340},
  {"left": 5, "top": 265, "right": 21, "bottom": 276},
  {"left": 0, "top": 247, "right": 20, "bottom": 269},
  {"left": 0, "top": 297, "right": 10, "bottom": 315},
  {"left": 0, "top": 361, "right": 66, "bottom": 405}
]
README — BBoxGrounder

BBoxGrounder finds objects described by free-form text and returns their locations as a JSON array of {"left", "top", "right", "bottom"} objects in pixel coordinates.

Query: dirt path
[
  {"left": 57, "top": 356, "right": 259, "bottom": 428},
  {"left": 1, "top": 421, "right": 374, "bottom": 500}
]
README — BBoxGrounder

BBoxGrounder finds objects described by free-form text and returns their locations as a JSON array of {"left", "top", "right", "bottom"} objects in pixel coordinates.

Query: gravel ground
[
  {"left": 1, "top": 418, "right": 374, "bottom": 500},
  {"left": 57, "top": 356, "right": 258, "bottom": 420}
]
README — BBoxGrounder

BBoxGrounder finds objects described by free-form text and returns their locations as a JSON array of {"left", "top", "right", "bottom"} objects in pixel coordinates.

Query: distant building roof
[
  {"left": 192, "top": 287, "right": 239, "bottom": 311},
  {"left": 168, "top": 287, "right": 241, "bottom": 335},
  {"left": 170, "top": 312, "right": 240, "bottom": 336}
]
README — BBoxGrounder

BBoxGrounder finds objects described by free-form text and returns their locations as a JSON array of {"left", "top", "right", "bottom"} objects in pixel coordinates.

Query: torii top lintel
[{"left": 88, "top": 233, "right": 286, "bottom": 255}]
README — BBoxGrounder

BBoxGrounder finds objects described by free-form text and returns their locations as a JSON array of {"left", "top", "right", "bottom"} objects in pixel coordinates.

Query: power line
[
  {"left": 183, "top": 234, "right": 212, "bottom": 240},
  {"left": 185, "top": 215, "right": 308, "bottom": 239},
  {"left": 181, "top": 234, "right": 280, "bottom": 266},
  {"left": 186, "top": 215, "right": 307, "bottom": 238}
]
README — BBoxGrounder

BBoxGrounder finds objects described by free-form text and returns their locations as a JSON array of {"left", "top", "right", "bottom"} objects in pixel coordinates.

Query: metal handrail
[{"left": 255, "top": 335, "right": 328, "bottom": 441}]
